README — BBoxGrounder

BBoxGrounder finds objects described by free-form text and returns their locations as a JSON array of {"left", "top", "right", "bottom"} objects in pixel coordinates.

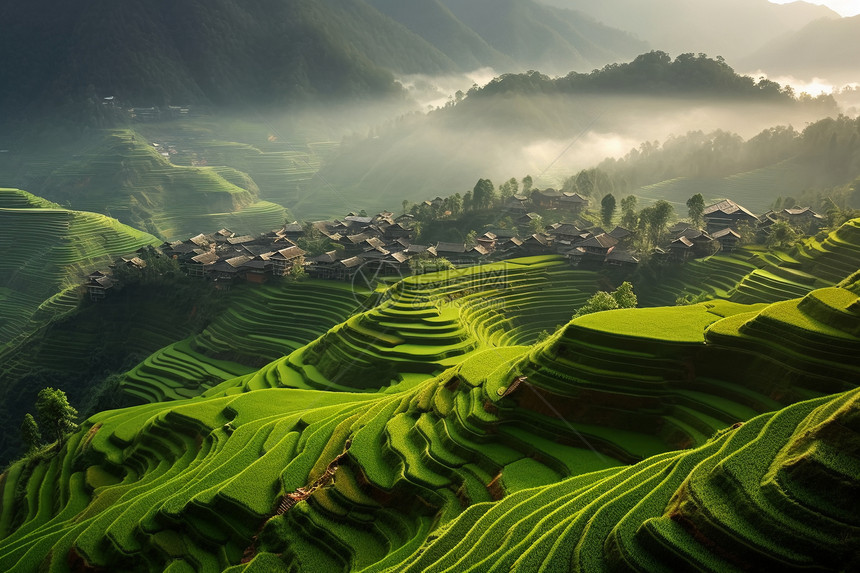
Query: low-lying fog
[{"left": 296, "top": 74, "right": 843, "bottom": 217}]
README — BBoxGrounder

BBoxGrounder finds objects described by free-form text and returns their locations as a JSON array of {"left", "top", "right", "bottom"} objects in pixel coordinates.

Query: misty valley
[{"left": 0, "top": 1, "right": 858, "bottom": 571}]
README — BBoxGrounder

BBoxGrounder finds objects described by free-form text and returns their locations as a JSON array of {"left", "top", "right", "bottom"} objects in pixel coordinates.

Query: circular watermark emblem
[{"left": 350, "top": 259, "right": 409, "bottom": 309}]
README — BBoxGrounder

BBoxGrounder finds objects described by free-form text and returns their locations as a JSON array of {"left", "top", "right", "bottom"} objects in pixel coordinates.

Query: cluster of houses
[
  {"left": 83, "top": 193, "right": 825, "bottom": 301},
  {"left": 660, "top": 199, "right": 825, "bottom": 261}
]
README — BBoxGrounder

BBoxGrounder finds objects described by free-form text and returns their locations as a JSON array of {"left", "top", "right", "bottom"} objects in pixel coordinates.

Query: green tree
[
  {"left": 612, "top": 281, "right": 637, "bottom": 308},
  {"left": 449, "top": 193, "right": 463, "bottom": 216},
  {"left": 766, "top": 220, "right": 799, "bottom": 249},
  {"left": 522, "top": 175, "right": 533, "bottom": 195},
  {"left": 573, "top": 282, "right": 637, "bottom": 318},
  {"left": 600, "top": 193, "right": 617, "bottom": 226},
  {"left": 401, "top": 199, "right": 409, "bottom": 215},
  {"left": 472, "top": 178, "right": 496, "bottom": 210},
  {"left": 465, "top": 230, "right": 478, "bottom": 248},
  {"left": 36, "top": 387, "right": 78, "bottom": 444},
  {"left": 735, "top": 221, "right": 757, "bottom": 245},
  {"left": 21, "top": 413, "right": 41, "bottom": 453},
  {"left": 528, "top": 214, "right": 545, "bottom": 235},
  {"left": 686, "top": 193, "right": 705, "bottom": 227},
  {"left": 620, "top": 195, "right": 638, "bottom": 229},
  {"left": 642, "top": 200, "right": 674, "bottom": 243},
  {"left": 573, "top": 291, "right": 618, "bottom": 318}
]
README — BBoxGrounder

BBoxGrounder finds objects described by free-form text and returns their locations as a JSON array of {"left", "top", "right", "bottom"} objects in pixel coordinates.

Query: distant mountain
[
  {"left": 740, "top": 15, "right": 860, "bottom": 84},
  {"left": 0, "top": 0, "right": 457, "bottom": 115},
  {"left": 0, "top": 0, "right": 653, "bottom": 119},
  {"left": 365, "top": 0, "right": 516, "bottom": 71},
  {"left": 540, "top": 0, "right": 838, "bottom": 62},
  {"left": 369, "top": 0, "right": 648, "bottom": 75}
]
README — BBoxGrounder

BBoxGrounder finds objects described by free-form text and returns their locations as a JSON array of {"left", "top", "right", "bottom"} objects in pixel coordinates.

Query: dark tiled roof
[
  {"left": 435, "top": 242, "right": 467, "bottom": 254},
  {"left": 608, "top": 226, "right": 632, "bottom": 239},
  {"left": 670, "top": 236, "right": 694, "bottom": 248},
  {"left": 703, "top": 199, "right": 757, "bottom": 218},
  {"left": 224, "top": 255, "right": 253, "bottom": 268},
  {"left": 560, "top": 192, "right": 588, "bottom": 203},
  {"left": 344, "top": 216, "right": 373, "bottom": 224},
  {"left": 189, "top": 233, "right": 210, "bottom": 248},
  {"left": 190, "top": 252, "right": 219, "bottom": 265},
  {"left": 606, "top": 250, "right": 640, "bottom": 264},
  {"left": 339, "top": 256, "right": 363, "bottom": 268},
  {"left": 579, "top": 233, "right": 618, "bottom": 249},
  {"left": 268, "top": 246, "right": 306, "bottom": 261},
  {"left": 313, "top": 250, "right": 342, "bottom": 263},
  {"left": 712, "top": 227, "right": 741, "bottom": 239}
]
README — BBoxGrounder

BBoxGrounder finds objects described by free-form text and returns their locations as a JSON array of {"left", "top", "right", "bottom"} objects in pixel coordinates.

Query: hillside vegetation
[{"left": 0, "top": 217, "right": 858, "bottom": 571}]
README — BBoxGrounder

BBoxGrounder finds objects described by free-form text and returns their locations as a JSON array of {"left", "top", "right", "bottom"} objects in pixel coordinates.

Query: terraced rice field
[
  {"left": 0, "top": 188, "right": 160, "bottom": 349},
  {"left": 1, "top": 220, "right": 858, "bottom": 571},
  {"left": 210, "top": 256, "right": 600, "bottom": 395},
  {"left": 31, "top": 130, "right": 289, "bottom": 240},
  {"left": 121, "top": 281, "right": 369, "bottom": 404},
  {"left": 637, "top": 240, "right": 842, "bottom": 308},
  {"left": 0, "top": 279, "right": 856, "bottom": 571}
]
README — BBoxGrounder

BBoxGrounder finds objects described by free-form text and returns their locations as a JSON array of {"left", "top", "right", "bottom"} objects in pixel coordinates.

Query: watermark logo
[{"left": 350, "top": 260, "right": 408, "bottom": 309}]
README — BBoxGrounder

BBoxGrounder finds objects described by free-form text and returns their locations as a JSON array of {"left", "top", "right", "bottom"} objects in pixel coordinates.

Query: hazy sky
[{"left": 769, "top": 0, "right": 860, "bottom": 17}]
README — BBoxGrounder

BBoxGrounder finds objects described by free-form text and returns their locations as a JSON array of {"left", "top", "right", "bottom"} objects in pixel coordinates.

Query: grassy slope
[{"left": 635, "top": 218, "right": 860, "bottom": 308}]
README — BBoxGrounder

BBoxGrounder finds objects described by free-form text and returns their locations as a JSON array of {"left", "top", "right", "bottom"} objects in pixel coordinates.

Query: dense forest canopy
[{"left": 464, "top": 52, "right": 823, "bottom": 101}]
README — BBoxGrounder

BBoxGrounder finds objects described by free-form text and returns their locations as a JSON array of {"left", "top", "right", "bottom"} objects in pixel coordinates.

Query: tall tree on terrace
[
  {"left": 472, "top": 179, "right": 496, "bottom": 210},
  {"left": 620, "top": 195, "right": 638, "bottom": 229},
  {"left": 650, "top": 200, "right": 675, "bottom": 242},
  {"left": 686, "top": 193, "right": 705, "bottom": 228},
  {"left": 522, "top": 175, "right": 533, "bottom": 195},
  {"left": 601, "top": 193, "right": 617, "bottom": 226}
]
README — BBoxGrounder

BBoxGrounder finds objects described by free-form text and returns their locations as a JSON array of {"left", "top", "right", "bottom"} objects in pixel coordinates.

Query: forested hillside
[
  {"left": 0, "top": 0, "right": 438, "bottom": 115},
  {"left": 0, "top": 0, "right": 649, "bottom": 121}
]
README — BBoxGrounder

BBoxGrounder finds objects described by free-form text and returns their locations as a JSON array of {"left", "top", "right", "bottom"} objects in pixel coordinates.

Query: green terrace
[
  {"left": 499, "top": 286, "right": 859, "bottom": 453},
  {"left": 0, "top": 188, "right": 160, "bottom": 349},
  {"left": 120, "top": 281, "right": 368, "bottom": 404},
  {"left": 32, "top": 130, "right": 289, "bottom": 241},
  {"left": 204, "top": 256, "right": 600, "bottom": 396},
  {"left": 0, "top": 214, "right": 858, "bottom": 570},
  {"left": 639, "top": 217, "right": 860, "bottom": 309},
  {"left": 0, "top": 299, "right": 855, "bottom": 570}
]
